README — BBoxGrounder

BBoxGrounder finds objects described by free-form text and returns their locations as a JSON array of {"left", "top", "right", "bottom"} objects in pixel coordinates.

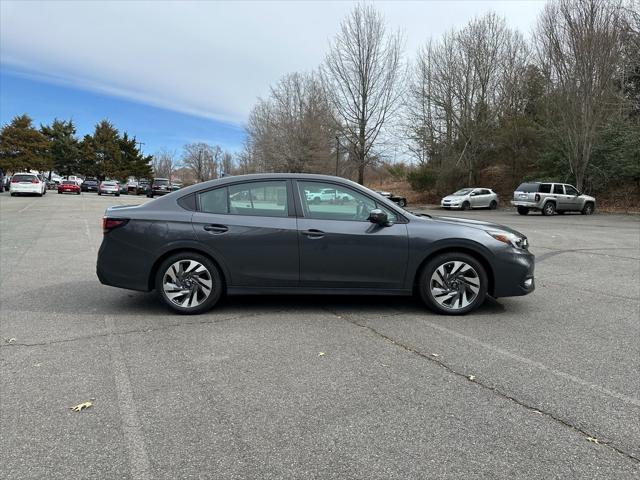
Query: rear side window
[
  {"left": 539, "top": 184, "right": 552, "bottom": 193},
  {"left": 516, "top": 183, "right": 538, "bottom": 193},
  {"left": 553, "top": 184, "right": 564, "bottom": 194},
  {"left": 198, "top": 181, "right": 288, "bottom": 217}
]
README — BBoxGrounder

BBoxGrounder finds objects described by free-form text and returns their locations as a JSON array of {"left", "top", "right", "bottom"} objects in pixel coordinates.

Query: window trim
[
  {"left": 195, "top": 179, "right": 292, "bottom": 219},
  {"left": 293, "top": 179, "right": 408, "bottom": 224}
]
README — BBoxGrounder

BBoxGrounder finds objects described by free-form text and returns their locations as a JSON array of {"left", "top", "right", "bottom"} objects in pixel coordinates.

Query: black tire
[
  {"left": 155, "top": 252, "right": 223, "bottom": 314},
  {"left": 489, "top": 200, "right": 497, "bottom": 210},
  {"left": 541, "top": 202, "right": 556, "bottom": 216},
  {"left": 116, "top": 193, "right": 120, "bottom": 197},
  {"left": 461, "top": 201, "right": 470, "bottom": 211},
  {"left": 98, "top": 191, "right": 102, "bottom": 196},
  {"left": 581, "top": 202, "right": 594, "bottom": 215},
  {"left": 418, "top": 252, "right": 488, "bottom": 315},
  {"left": 517, "top": 206, "right": 529, "bottom": 215},
  {"left": 58, "top": 191, "right": 62, "bottom": 194},
  {"left": 77, "top": 191, "right": 81, "bottom": 195},
  {"left": 38, "top": 193, "right": 43, "bottom": 197},
  {"left": 10, "top": 193, "right": 16, "bottom": 197},
  {"left": 398, "top": 199, "right": 407, "bottom": 207}
]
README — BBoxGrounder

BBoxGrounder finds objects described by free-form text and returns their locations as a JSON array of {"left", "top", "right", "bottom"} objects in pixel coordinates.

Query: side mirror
[{"left": 368, "top": 209, "right": 389, "bottom": 226}]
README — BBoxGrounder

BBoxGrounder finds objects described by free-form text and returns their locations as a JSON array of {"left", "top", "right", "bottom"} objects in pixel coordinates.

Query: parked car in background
[
  {"left": 135, "top": 179, "right": 150, "bottom": 195},
  {"left": 97, "top": 173, "right": 535, "bottom": 316},
  {"left": 0, "top": 171, "right": 4, "bottom": 192},
  {"left": 511, "top": 182, "right": 595, "bottom": 216},
  {"left": 376, "top": 191, "right": 407, "bottom": 207},
  {"left": 119, "top": 183, "right": 128, "bottom": 195},
  {"left": 81, "top": 178, "right": 99, "bottom": 192},
  {"left": 9, "top": 173, "right": 47, "bottom": 196},
  {"left": 147, "top": 178, "right": 171, "bottom": 197},
  {"left": 306, "top": 187, "right": 353, "bottom": 203},
  {"left": 58, "top": 180, "right": 81, "bottom": 195},
  {"left": 441, "top": 188, "right": 498, "bottom": 210},
  {"left": 98, "top": 181, "right": 121, "bottom": 196},
  {"left": 46, "top": 179, "right": 58, "bottom": 190},
  {"left": 171, "top": 182, "right": 183, "bottom": 191},
  {"left": 66, "top": 175, "right": 84, "bottom": 186}
]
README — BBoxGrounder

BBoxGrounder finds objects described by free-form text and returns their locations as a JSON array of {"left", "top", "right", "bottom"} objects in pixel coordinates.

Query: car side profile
[
  {"left": 511, "top": 182, "right": 595, "bottom": 216},
  {"left": 441, "top": 188, "right": 498, "bottom": 210},
  {"left": 97, "top": 174, "right": 535, "bottom": 315}
]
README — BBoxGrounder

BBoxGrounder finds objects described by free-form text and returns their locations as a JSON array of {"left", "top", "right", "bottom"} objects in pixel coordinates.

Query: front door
[
  {"left": 295, "top": 180, "right": 409, "bottom": 290},
  {"left": 192, "top": 180, "right": 299, "bottom": 287}
]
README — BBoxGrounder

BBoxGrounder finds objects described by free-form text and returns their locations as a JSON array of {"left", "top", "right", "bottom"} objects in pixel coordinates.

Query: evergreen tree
[
  {"left": 40, "top": 119, "right": 80, "bottom": 176},
  {"left": 120, "top": 133, "right": 152, "bottom": 179},
  {"left": 0, "top": 114, "right": 51, "bottom": 172},
  {"left": 92, "top": 120, "right": 122, "bottom": 178},
  {"left": 78, "top": 135, "right": 97, "bottom": 177}
]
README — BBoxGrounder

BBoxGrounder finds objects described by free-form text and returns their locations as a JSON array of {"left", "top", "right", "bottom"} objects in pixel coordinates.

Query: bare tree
[
  {"left": 322, "top": 4, "right": 403, "bottom": 184},
  {"left": 152, "top": 149, "right": 179, "bottom": 179},
  {"left": 245, "top": 71, "right": 338, "bottom": 174},
  {"left": 536, "top": 0, "right": 628, "bottom": 190},
  {"left": 182, "top": 143, "right": 218, "bottom": 182}
]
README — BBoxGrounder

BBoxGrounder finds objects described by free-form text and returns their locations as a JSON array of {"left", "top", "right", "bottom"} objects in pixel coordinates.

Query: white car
[
  {"left": 306, "top": 188, "right": 353, "bottom": 203},
  {"left": 9, "top": 173, "right": 47, "bottom": 197},
  {"left": 441, "top": 188, "right": 498, "bottom": 210}
]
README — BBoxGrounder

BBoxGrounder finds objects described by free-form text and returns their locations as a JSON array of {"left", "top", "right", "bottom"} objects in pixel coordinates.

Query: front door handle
[
  {"left": 301, "top": 229, "right": 325, "bottom": 239},
  {"left": 203, "top": 224, "right": 228, "bottom": 234}
]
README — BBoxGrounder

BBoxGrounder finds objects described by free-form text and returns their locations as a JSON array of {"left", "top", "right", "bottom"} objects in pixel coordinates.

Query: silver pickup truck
[{"left": 512, "top": 182, "right": 596, "bottom": 216}]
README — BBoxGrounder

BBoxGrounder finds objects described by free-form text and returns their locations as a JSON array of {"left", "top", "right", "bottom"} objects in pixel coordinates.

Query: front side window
[
  {"left": 198, "top": 181, "right": 288, "bottom": 217},
  {"left": 553, "top": 184, "right": 564, "bottom": 194},
  {"left": 564, "top": 185, "right": 579, "bottom": 196},
  {"left": 297, "top": 181, "right": 397, "bottom": 222}
]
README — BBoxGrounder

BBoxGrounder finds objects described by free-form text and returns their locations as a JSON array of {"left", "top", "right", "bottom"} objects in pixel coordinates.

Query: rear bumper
[
  {"left": 97, "top": 229, "right": 155, "bottom": 292},
  {"left": 491, "top": 249, "right": 535, "bottom": 298},
  {"left": 511, "top": 201, "right": 539, "bottom": 209},
  {"left": 10, "top": 185, "right": 41, "bottom": 194}
]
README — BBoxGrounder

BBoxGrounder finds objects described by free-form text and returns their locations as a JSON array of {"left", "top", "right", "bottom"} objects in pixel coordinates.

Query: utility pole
[{"left": 335, "top": 136, "right": 339, "bottom": 177}]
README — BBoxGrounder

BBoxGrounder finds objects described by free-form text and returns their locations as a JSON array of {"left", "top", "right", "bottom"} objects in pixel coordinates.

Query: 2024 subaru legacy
[{"left": 97, "top": 174, "right": 534, "bottom": 315}]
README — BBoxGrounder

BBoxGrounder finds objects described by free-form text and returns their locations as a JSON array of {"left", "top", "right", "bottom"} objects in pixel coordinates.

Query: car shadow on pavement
[{"left": 2, "top": 279, "right": 508, "bottom": 317}]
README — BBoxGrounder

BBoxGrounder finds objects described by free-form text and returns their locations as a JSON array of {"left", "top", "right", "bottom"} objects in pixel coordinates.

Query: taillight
[
  {"left": 535, "top": 194, "right": 540, "bottom": 202},
  {"left": 32, "top": 178, "right": 39, "bottom": 184},
  {"left": 11, "top": 178, "right": 18, "bottom": 183},
  {"left": 102, "top": 217, "right": 129, "bottom": 233}
]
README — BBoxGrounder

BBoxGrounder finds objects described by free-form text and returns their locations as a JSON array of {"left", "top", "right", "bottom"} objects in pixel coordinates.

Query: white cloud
[{"left": 0, "top": 0, "right": 545, "bottom": 125}]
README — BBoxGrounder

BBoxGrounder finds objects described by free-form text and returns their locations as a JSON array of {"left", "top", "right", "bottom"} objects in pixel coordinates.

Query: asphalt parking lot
[{"left": 1, "top": 191, "right": 639, "bottom": 479}]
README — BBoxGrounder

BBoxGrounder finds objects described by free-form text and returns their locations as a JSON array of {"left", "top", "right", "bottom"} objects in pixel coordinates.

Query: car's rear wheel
[
  {"left": 517, "top": 206, "right": 529, "bottom": 215},
  {"left": 156, "top": 253, "right": 223, "bottom": 314},
  {"left": 581, "top": 202, "right": 594, "bottom": 215},
  {"left": 398, "top": 198, "right": 407, "bottom": 207},
  {"left": 542, "top": 202, "right": 556, "bottom": 216},
  {"left": 461, "top": 201, "right": 470, "bottom": 211},
  {"left": 489, "top": 200, "right": 497, "bottom": 210},
  {"left": 419, "top": 253, "right": 487, "bottom": 315}
]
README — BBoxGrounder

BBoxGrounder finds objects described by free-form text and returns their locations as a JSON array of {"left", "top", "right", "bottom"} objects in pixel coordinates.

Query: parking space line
[{"left": 105, "top": 315, "right": 152, "bottom": 480}]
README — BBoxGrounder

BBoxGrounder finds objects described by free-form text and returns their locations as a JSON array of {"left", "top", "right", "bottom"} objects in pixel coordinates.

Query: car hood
[
  {"left": 441, "top": 195, "right": 465, "bottom": 202},
  {"left": 430, "top": 215, "right": 525, "bottom": 237}
]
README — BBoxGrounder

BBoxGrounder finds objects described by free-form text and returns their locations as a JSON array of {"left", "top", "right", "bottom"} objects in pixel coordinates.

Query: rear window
[
  {"left": 154, "top": 179, "right": 169, "bottom": 186},
  {"left": 62, "top": 180, "right": 75, "bottom": 185},
  {"left": 13, "top": 174, "right": 36, "bottom": 182},
  {"left": 515, "top": 183, "right": 539, "bottom": 193},
  {"left": 103, "top": 181, "right": 117, "bottom": 186}
]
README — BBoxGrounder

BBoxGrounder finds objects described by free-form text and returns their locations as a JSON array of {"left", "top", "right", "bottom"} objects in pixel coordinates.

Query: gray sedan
[
  {"left": 441, "top": 188, "right": 499, "bottom": 210},
  {"left": 97, "top": 174, "right": 534, "bottom": 315}
]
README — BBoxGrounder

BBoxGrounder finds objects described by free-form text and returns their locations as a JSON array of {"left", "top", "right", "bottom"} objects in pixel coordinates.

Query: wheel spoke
[
  {"left": 430, "top": 260, "right": 480, "bottom": 310},
  {"left": 164, "top": 260, "right": 212, "bottom": 308}
]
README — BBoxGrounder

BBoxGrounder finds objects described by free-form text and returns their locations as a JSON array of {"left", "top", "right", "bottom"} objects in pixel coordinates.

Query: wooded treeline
[{"left": 239, "top": 0, "right": 639, "bottom": 195}]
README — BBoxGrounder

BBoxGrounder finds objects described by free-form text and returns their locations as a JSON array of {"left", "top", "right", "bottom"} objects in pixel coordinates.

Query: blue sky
[
  {"left": 0, "top": 1, "right": 544, "bottom": 160},
  {"left": 0, "top": 67, "right": 247, "bottom": 155}
]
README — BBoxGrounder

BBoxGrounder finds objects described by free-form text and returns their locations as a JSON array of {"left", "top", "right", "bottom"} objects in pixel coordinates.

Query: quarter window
[
  {"left": 198, "top": 181, "right": 288, "bottom": 217},
  {"left": 297, "top": 181, "right": 397, "bottom": 222}
]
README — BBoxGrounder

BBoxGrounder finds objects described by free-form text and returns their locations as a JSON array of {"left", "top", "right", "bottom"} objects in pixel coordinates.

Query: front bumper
[
  {"left": 441, "top": 202, "right": 461, "bottom": 209},
  {"left": 491, "top": 248, "right": 535, "bottom": 297}
]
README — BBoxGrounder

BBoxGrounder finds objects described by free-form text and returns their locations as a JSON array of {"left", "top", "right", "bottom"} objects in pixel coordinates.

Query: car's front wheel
[
  {"left": 156, "top": 253, "right": 223, "bottom": 314},
  {"left": 581, "top": 202, "right": 594, "bottom": 215},
  {"left": 419, "top": 253, "right": 487, "bottom": 315},
  {"left": 461, "top": 201, "right": 470, "bottom": 211}
]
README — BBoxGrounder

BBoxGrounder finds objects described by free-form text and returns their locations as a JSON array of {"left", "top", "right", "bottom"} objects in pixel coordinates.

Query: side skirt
[{"left": 226, "top": 287, "right": 412, "bottom": 297}]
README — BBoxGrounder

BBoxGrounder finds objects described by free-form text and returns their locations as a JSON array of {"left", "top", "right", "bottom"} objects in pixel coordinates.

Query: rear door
[
  {"left": 295, "top": 180, "right": 408, "bottom": 289},
  {"left": 192, "top": 180, "right": 299, "bottom": 287}
]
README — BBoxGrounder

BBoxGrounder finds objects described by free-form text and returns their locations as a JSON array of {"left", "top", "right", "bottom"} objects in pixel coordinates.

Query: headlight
[{"left": 487, "top": 231, "right": 528, "bottom": 249}]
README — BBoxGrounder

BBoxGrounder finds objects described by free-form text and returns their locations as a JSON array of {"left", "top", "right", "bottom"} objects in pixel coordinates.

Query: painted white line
[{"left": 105, "top": 316, "right": 152, "bottom": 480}]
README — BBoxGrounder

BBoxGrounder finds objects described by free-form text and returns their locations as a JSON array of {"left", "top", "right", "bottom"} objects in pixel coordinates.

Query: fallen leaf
[
  {"left": 33, "top": 363, "right": 42, "bottom": 368},
  {"left": 318, "top": 352, "right": 325, "bottom": 357},
  {"left": 587, "top": 437, "right": 599, "bottom": 444},
  {"left": 5, "top": 338, "right": 16, "bottom": 344},
  {"left": 431, "top": 353, "right": 439, "bottom": 358},
  {"left": 468, "top": 375, "right": 476, "bottom": 381},
  {"left": 70, "top": 401, "right": 93, "bottom": 412}
]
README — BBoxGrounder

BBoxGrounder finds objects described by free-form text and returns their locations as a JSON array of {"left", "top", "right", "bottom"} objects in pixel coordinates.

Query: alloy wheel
[
  {"left": 162, "top": 260, "right": 213, "bottom": 308},
  {"left": 429, "top": 261, "right": 480, "bottom": 311}
]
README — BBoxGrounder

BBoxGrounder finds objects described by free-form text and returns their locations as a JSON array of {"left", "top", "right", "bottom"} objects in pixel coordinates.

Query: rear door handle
[
  {"left": 203, "top": 224, "right": 228, "bottom": 234},
  {"left": 301, "top": 229, "right": 325, "bottom": 239}
]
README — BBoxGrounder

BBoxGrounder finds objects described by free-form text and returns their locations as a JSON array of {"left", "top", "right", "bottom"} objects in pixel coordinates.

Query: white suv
[{"left": 9, "top": 173, "right": 47, "bottom": 197}]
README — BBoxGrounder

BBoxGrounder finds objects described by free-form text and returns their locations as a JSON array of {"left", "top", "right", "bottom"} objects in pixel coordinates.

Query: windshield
[
  {"left": 154, "top": 179, "right": 169, "bottom": 185},
  {"left": 452, "top": 189, "right": 472, "bottom": 196},
  {"left": 103, "top": 181, "right": 117, "bottom": 186}
]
